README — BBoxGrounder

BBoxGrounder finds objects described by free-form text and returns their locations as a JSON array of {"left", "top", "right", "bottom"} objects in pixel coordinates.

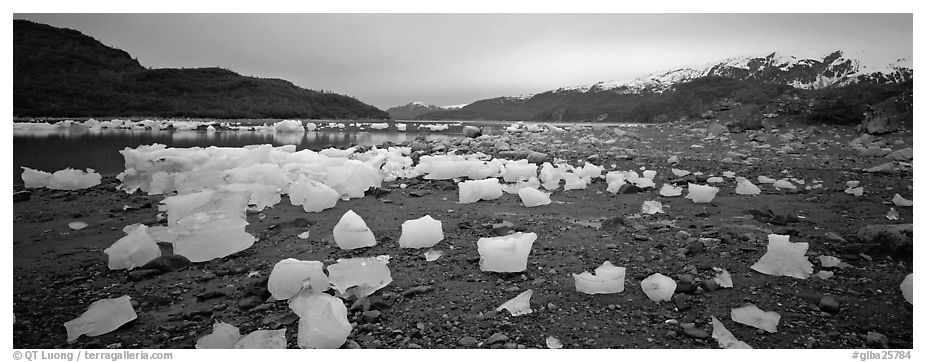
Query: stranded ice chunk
[
  {"left": 234, "top": 328, "right": 287, "bottom": 349},
  {"left": 196, "top": 322, "right": 242, "bottom": 349},
  {"left": 424, "top": 249, "right": 443, "bottom": 261},
  {"left": 289, "top": 292, "right": 351, "bottom": 349},
  {"left": 477, "top": 232, "right": 536, "bottom": 273},
  {"left": 68, "top": 221, "right": 88, "bottom": 230},
  {"left": 268, "top": 258, "right": 329, "bottom": 300},
  {"left": 712, "top": 267, "right": 733, "bottom": 288},
  {"left": 288, "top": 177, "right": 339, "bottom": 212},
  {"left": 731, "top": 304, "right": 780, "bottom": 333},
  {"left": 104, "top": 225, "right": 161, "bottom": 270},
  {"left": 818, "top": 255, "right": 841, "bottom": 268},
  {"left": 735, "top": 177, "right": 761, "bottom": 195},
  {"left": 518, "top": 187, "right": 551, "bottom": 207},
  {"left": 573, "top": 261, "right": 626, "bottom": 294},
  {"left": 273, "top": 119, "right": 305, "bottom": 132},
  {"left": 711, "top": 316, "right": 752, "bottom": 349},
  {"left": 659, "top": 184, "right": 683, "bottom": 197},
  {"left": 772, "top": 179, "right": 797, "bottom": 190},
  {"left": 757, "top": 175, "right": 776, "bottom": 184},
  {"left": 900, "top": 274, "right": 912, "bottom": 304},
  {"left": 332, "top": 210, "right": 376, "bottom": 250},
  {"left": 496, "top": 289, "right": 533, "bottom": 316},
  {"left": 750, "top": 234, "right": 813, "bottom": 279},
  {"left": 640, "top": 273, "right": 676, "bottom": 303},
  {"left": 64, "top": 295, "right": 137, "bottom": 342},
  {"left": 685, "top": 183, "right": 719, "bottom": 203},
  {"left": 641, "top": 200, "right": 664, "bottom": 214},
  {"left": 892, "top": 194, "right": 913, "bottom": 207},
  {"left": 459, "top": 178, "right": 504, "bottom": 204},
  {"left": 326, "top": 257, "right": 392, "bottom": 298},
  {"left": 398, "top": 215, "right": 444, "bottom": 248},
  {"left": 22, "top": 167, "right": 102, "bottom": 190},
  {"left": 546, "top": 336, "right": 563, "bottom": 349}
]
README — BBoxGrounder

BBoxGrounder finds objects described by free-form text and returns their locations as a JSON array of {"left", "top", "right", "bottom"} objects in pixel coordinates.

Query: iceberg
[
  {"left": 731, "top": 304, "right": 780, "bottom": 333},
  {"left": 496, "top": 289, "right": 533, "bottom": 316},
  {"left": 234, "top": 328, "right": 287, "bottom": 349},
  {"left": 750, "top": 234, "right": 813, "bottom": 279},
  {"left": 273, "top": 119, "right": 305, "bottom": 133},
  {"left": 64, "top": 295, "right": 137, "bottom": 342},
  {"left": 640, "top": 273, "right": 676, "bottom": 303},
  {"left": 21, "top": 167, "right": 102, "bottom": 190},
  {"left": 641, "top": 200, "right": 664, "bottom": 214},
  {"left": 196, "top": 322, "right": 242, "bottom": 349},
  {"left": 518, "top": 187, "right": 551, "bottom": 207},
  {"left": 711, "top": 316, "right": 752, "bottom": 349},
  {"left": 288, "top": 177, "right": 339, "bottom": 212},
  {"left": 104, "top": 224, "right": 162, "bottom": 270},
  {"left": 685, "top": 183, "right": 719, "bottom": 203},
  {"left": 289, "top": 292, "right": 351, "bottom": 349},
  {"left": 573, "top": 261, "right": 626, "bottom": 294},
  {"left": 398, "top": 215, "right": 444, "bottom": 249},
  {"left": 326, "top": 257, "right": 392, "bottom": 298},
  {"left": 477, "top": 232, "right": 536, "bottom": 273},
  {"left": 734, "top": 177, "right": 761, "bottom": 195},
  {"left": 900, "top": 274, "right": 912, "bottom": 304},
  {"left": 332, "top": 210, "right": 377, "bottom": 250},
  {"left": 459, "top": 178, "right": 504, "bottom": 204},
  {"left": 659, "top": 184, "right": 683, "bottom": 197},
  {"left": 268, "top": 258, "right": 330, "bottom": 300}
]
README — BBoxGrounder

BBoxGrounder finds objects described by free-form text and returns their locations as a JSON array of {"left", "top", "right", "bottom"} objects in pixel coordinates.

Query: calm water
[{"left": 13, "top": 128, "right": 456, "bottom": 184}]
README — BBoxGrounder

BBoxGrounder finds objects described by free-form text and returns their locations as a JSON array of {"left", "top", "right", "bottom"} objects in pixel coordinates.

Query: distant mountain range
[
  {"left": 414, "top": 50, "right": 912, "bottom": 122},
  {"left": 13, "top": 20, "right": 389, "bottom": 119},
  {"left": 386, "top": 101, "right": 467, "bottom": 120}
]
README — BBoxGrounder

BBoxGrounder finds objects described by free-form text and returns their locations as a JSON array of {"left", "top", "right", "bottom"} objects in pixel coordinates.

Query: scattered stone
[
  {"left": 865, "top": 332, "right": 889, "bottom": 348},
  {"left": 457, "top": 336, "right": 479, "bottom": 347},
  {"left": 485, "top": 332, "right": 509, "bottom": 345},
  {"left": 138, "top": 255, "right": 192, "bottom": 273},
  {"left": 680, "top": 323, "right": 710, "bottom": 339},
  {"left": 127, "top": 269, "right": 162, "bottom": 282},
  {"left": 819, "top": 295, "right": 840, "bottom": 314},
  {"left": 361, "top": 310, "right": 382, "bottom": 323},
  {"left": 237, "top": 296, "right": 264, "bottom": 310}
]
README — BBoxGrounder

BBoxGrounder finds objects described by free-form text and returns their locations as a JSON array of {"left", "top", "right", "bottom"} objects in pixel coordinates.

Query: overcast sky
[{"left": 14, "top": 13, "right": 913, "bottom": 109}]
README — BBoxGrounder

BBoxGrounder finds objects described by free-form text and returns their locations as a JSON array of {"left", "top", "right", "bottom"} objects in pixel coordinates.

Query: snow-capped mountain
[
  {"left": 386, "top": 101, "right": 470, "bottom": 119},
  {"left": 556, "top": 50, "right": 912, "bottom": 95}
]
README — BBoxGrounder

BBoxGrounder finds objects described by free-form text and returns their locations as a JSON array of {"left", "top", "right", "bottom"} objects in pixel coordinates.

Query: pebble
[
  {"left": 680, "top": 323, "right": 709, "bottom": 339},
  {"left": 865, "top": 332, "right": 889, "bottom": 348},
  {"left": 674, "top": 294, "right": 691, "bottom": 311},
  {"left": 361, "top": 310, "right": 383, "bottom": 323},
  {"left": 485, "top": 332, "right": 508, "bottom": 345},
  {"left": 819, "top": 295, "right": 840, "bottom": 313},
  {"left": 457, "top": 336, "right": 479, "bottom": 347},
  {"left": 237, "top": 296, "right": 263, "bottom": 310}
]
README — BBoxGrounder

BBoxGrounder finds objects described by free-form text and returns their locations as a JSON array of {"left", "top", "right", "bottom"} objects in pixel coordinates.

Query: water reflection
[{"left": 14, "top": 128, "right": 456, "bottom": 183}]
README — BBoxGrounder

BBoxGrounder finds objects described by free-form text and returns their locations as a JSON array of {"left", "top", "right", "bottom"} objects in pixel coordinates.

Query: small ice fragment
[
  {"left": 844, "top": 186, "right": 863, "bottom": 197},
  {"left": 477, "top": 232, "right": 536, "bottom": 273},
  {"left": 707, "top": 176, "right": 724, "bottom": 183},
  {"left": 667, "top": 156, "right": 679, "bottom": 164},
  {"left": 757, "top": 175, "right": 776, "bottom": 184},
  {"left": 273, "top": 119, "right": 305, "bottom": 133},
  {"left": 900, "top": 273, "right": 912, "bottom": 304},
  {"left": 659, "top": 184, "right": 683, "bottom": 197},
  {"left": 546, "top": 336, "right": 563, "bottom": 349},
  {"left": 892, "top": 194, "right": 913, "bottom": 207},
  {"left": 641, "top": 200, "right": 664, "bottom": 214},
  {"left": 722, "top": 171, "right": 736, "bottom": 178},
  {"left": 268, "top": 258, "right": 329, "bottom": 300},
  {"left": 196, "top": 322, "right": 242, "bottom": 349},
  {"left": 671, "top": 168, "right": 690, "bottom": 177},
  {"left": 730, "top": 304, "right": 780, "bottom": 333},
  {"left": 104, "top": 225, "right": 161, "bottom": 270},
  {"left": 458, "top": 178, "right": 504, "bottom": 203},
  {"left": 818, "top": 256, "right": 841, "bottom": 268},
  {"left": 711, "top": 316, "right": 752, "bottom": 349},
  {"left": 886, "top": 208, "right": 900, "bottom": 220},
  {"left": 22, "top": 167, "right": 102, "bottom": 190},
  {"left": 496, "top": 289, "right": 533, "bottom": 316},
  {"left": 846, "top": 180, "right": 860, "bottom": 188},
  {"left": 332, "top": 210, "right": 376, "bottom": 250},
  {"left": 326, "top": 257, "right": 392, "bottom": 298},
  {"left": 750, "top": 234, "right": 813, "bottom": 279},
  {"left": 68, "top": 221, "right": 88, "bottom": 230},
  {"left": 64, "top": 295, "right": 137, "bottom": 342},
  {"left": 297, "top": 231, "right": 310, "bottom": 239},
  {"left": 773, "top": 179, "right": 797, "bottom": 190},
  {"left": 631, "top": 177, "right": 655, "bottom": 189},
  {"left": 712, "top": 267, "right": 733, "bottom": 288},
  {"left": 234, "top": 328, "right": 287, "bottom": 349},
  {"left": 734, "top": 177, "right": 761, "bottom": 195},
  {"left": 573, "top": 261, "right": 626, "bottom": 294},
  {"left": 816, "top": 270, "right": 834, "bottom": 280},
  {"left": 398, "top": 215, "right": 444, "bottom": 248},
  {"left": 642, "top": 170, "right": 657, "bottom": 180},
  {"left": 563, "top": 174, "right": 588, "bottom": 190},
  {"left": 518, "top": 187, "right": 551, "bottom": 207},
  {"left": 685, "top": 183, "right": 719, "bottom": 203},
  {"left": 289, "top": 292, "right": 351, "bottom": 349},
  {"left": 640, "top": 273, "right": 676, "bottom": 303},
  {"left": 424, "top": 249, "right": 443, "bottom": 261}
]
